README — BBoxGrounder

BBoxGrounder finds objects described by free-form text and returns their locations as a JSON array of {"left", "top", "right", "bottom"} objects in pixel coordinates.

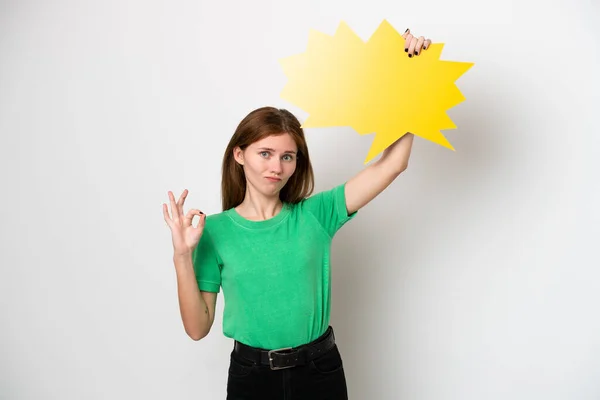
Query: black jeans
[{"left": 226, "top": 327, "right": 348, "bottom": 399}]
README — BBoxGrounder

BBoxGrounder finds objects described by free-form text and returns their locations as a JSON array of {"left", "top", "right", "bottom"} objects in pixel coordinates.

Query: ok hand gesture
[{"left": 163, "top": 189, "right": 206, "bottom": 257}]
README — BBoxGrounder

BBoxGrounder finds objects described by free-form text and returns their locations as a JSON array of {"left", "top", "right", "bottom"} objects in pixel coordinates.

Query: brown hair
[{"left": 221, "top": 106, "right": 315, "bottom": 211}]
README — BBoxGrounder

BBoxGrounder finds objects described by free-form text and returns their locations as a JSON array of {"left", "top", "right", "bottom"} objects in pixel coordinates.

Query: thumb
[
  {"left": 184, "top": 209, "right": 203, "bottom": 225},
  {"left": 195, "top": 210, "right": 206, "bottom": 229}
]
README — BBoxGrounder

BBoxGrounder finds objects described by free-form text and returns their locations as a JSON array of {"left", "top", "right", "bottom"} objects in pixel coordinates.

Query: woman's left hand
[{"left": 402, "top": 28, "right": 432, "bottom": 58}]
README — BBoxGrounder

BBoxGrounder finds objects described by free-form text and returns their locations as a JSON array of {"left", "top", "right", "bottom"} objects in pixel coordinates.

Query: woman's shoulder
[
  {"left": 198, "top": 210, "right": 233, "bottom": 244},
  {"left": 295, "top": 182, "right": 347, "bottom": 208},
  {"left": 204, "top": 209, "right": 232, "bottom": 224}
]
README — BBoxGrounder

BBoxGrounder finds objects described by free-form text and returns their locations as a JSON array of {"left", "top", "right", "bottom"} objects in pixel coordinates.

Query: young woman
[{"left": 163, "top": 29, "right": 430, "bottom": 400}]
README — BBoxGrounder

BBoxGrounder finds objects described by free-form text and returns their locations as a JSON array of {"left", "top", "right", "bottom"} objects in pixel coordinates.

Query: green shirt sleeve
[
  {"left": 302, "top": 182, "right": 358, "bottom": 238},
  {"left": 191, "top": 227, "right": 222, "bottom": 293}
]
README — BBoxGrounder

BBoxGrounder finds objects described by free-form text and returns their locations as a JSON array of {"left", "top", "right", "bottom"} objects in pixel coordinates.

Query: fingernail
[
  {"left": 415, "top": 51, "right": 419, "bottom": 55},
  {"left": 405, "top": 28, "right": 409, "bottom": 33},
  {"left": 404, "top": 48, "right": 408, "bottom": 52},
  {"left": 408, "top": 54, "right": 412, "bottom": 58}
]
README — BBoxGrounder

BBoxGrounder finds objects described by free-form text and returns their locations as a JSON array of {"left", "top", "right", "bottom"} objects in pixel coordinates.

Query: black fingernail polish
[
  {"left": 405, "top": 28, "right": 409, "bottom": 33},
  {"left": 408, "top": 54, "right": 412, "bottom": 58},
  {"left": 415, "top": 51, "right": 419, "bottom": 55},
  {"left": 404, "top": 48, "right": 408, "bottom": 52}
]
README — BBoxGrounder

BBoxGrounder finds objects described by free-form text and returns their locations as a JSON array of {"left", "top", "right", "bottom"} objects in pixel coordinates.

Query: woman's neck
[{"left": 235, "top": 187, "right": 283, "bottom": 221}]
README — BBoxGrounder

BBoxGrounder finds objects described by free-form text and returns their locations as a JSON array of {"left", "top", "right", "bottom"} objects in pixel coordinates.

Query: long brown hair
[{"left": 221, "top": 106, "right": 315, "bottom": 211}]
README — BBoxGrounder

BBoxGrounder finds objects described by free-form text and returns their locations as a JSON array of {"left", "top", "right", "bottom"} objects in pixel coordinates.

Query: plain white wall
[{"left": 1, "top": 0, "right": 599, "bottom": 399}]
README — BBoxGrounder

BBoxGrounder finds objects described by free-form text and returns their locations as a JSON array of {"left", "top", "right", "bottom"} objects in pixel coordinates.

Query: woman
[{"left": 163, "top": 29, "right": 430, "bottom": 400}]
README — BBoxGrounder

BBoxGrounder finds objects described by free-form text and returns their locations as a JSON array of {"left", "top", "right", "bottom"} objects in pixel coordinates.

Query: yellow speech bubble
[{"left": 279, "top": 20, "right": 474, "bottom": 164}]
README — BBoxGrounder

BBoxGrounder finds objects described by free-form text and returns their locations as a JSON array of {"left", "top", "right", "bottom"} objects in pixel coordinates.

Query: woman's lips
[{"left": 266, "top": 177, "right": 281, "bottom": 182}]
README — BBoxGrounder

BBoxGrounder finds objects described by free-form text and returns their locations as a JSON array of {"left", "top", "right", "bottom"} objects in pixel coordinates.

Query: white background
[{"left": 1, "top": 0, "right": 599, "bottom": 399}]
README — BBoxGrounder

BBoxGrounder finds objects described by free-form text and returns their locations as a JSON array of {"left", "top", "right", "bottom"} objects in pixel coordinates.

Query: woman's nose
[{"left": 270, "top": 160, "right": 283, "bottom": 173}]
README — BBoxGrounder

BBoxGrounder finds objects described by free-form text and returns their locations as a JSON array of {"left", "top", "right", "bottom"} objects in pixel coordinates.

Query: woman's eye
[{"left": 259, "top": 152, "right": 294, "bottom": 161}]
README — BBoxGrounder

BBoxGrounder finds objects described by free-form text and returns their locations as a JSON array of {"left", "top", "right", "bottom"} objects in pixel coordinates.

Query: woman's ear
[{"left": 233, "top": 146, "right": 244, "bottom": 165}]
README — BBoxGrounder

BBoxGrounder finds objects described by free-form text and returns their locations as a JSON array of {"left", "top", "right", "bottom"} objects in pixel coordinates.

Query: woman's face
[{"left": 234, "top": 133, "right": 298, "bottom": 197}]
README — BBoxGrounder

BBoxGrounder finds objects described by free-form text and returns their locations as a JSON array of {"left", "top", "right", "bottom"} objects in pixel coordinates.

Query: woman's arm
[
  {"left": 344, "top": 132, "right": 414, "bottom": 215},
  {"left": 343, "top": 27, "right": 431, "bottom": 215},
  {"left": 173, "top": 253, "right": 217, "bottom": 340}
]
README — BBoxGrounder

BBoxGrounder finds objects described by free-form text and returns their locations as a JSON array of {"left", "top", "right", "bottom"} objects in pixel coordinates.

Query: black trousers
[{"left": 226, "top": 326, "right": 348, "bottom": 400}]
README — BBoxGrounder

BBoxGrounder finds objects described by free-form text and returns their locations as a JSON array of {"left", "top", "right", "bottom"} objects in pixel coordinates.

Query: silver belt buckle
[{"left": 268, "top": 347, "right": 295, "bottom": 370}]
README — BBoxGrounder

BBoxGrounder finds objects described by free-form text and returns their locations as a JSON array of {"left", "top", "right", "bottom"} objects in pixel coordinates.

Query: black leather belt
[{"left": 233, "top": 326, "right": 336, "bottom": 370}]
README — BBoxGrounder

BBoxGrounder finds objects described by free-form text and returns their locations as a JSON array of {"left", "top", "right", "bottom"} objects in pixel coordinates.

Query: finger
[
  {"left": 184, "top": 209, "right": 204, "bottom": 227},
  {"left": 423, "top": 38, "right": 431, "bottom": 50},
  {"left": 414, "top": 36, "right": 425, "bottom": 56},
  {"left": 191, "top": 210, "right": 206, "bottom": 230},
  {"left": 162, "top": 203, "right": 174, "bottom": 228},
  {"left": 168, "top": 191, "right": 180, "bottom": 222},
  {"left": 177, "top": 189, "right": 188, "bottom": 217},
  {"left": 196, "top": 212, "right": 206, "bottom": 230},
  {"left": 408, "top": 36, "right": 418, "bottom": 57},
  {"left": 401, "top": 28, "right": 410, "bottom": 39},
  {"left": 404, "top": 33, "right": 413, "bottom": 53}
]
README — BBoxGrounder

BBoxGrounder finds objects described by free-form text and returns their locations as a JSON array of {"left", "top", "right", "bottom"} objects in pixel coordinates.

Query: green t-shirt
[{"left": 192, "top": 182, "right": 357, "bottom": 349}]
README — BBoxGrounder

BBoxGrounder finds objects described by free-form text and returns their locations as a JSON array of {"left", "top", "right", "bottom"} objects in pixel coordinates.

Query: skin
[
  {"left": 163, "top": 28, "right": 432, "bottom": 340},
  {"left": 232, "top": 133, "right": 298, "bottom": 221},
  {"left": 404, "top": 28, "right": 431, "bottom": 57}
]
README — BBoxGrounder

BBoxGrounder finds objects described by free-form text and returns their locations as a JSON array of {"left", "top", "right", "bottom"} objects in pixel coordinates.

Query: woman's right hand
[{"left": 163, "top": 189, "right": 206, "bottom": 257}]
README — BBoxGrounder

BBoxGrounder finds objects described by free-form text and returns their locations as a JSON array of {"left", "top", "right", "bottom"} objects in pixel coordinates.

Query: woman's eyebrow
[{"left": 258, "top": 147, "right": 297, "bottom": 154}]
